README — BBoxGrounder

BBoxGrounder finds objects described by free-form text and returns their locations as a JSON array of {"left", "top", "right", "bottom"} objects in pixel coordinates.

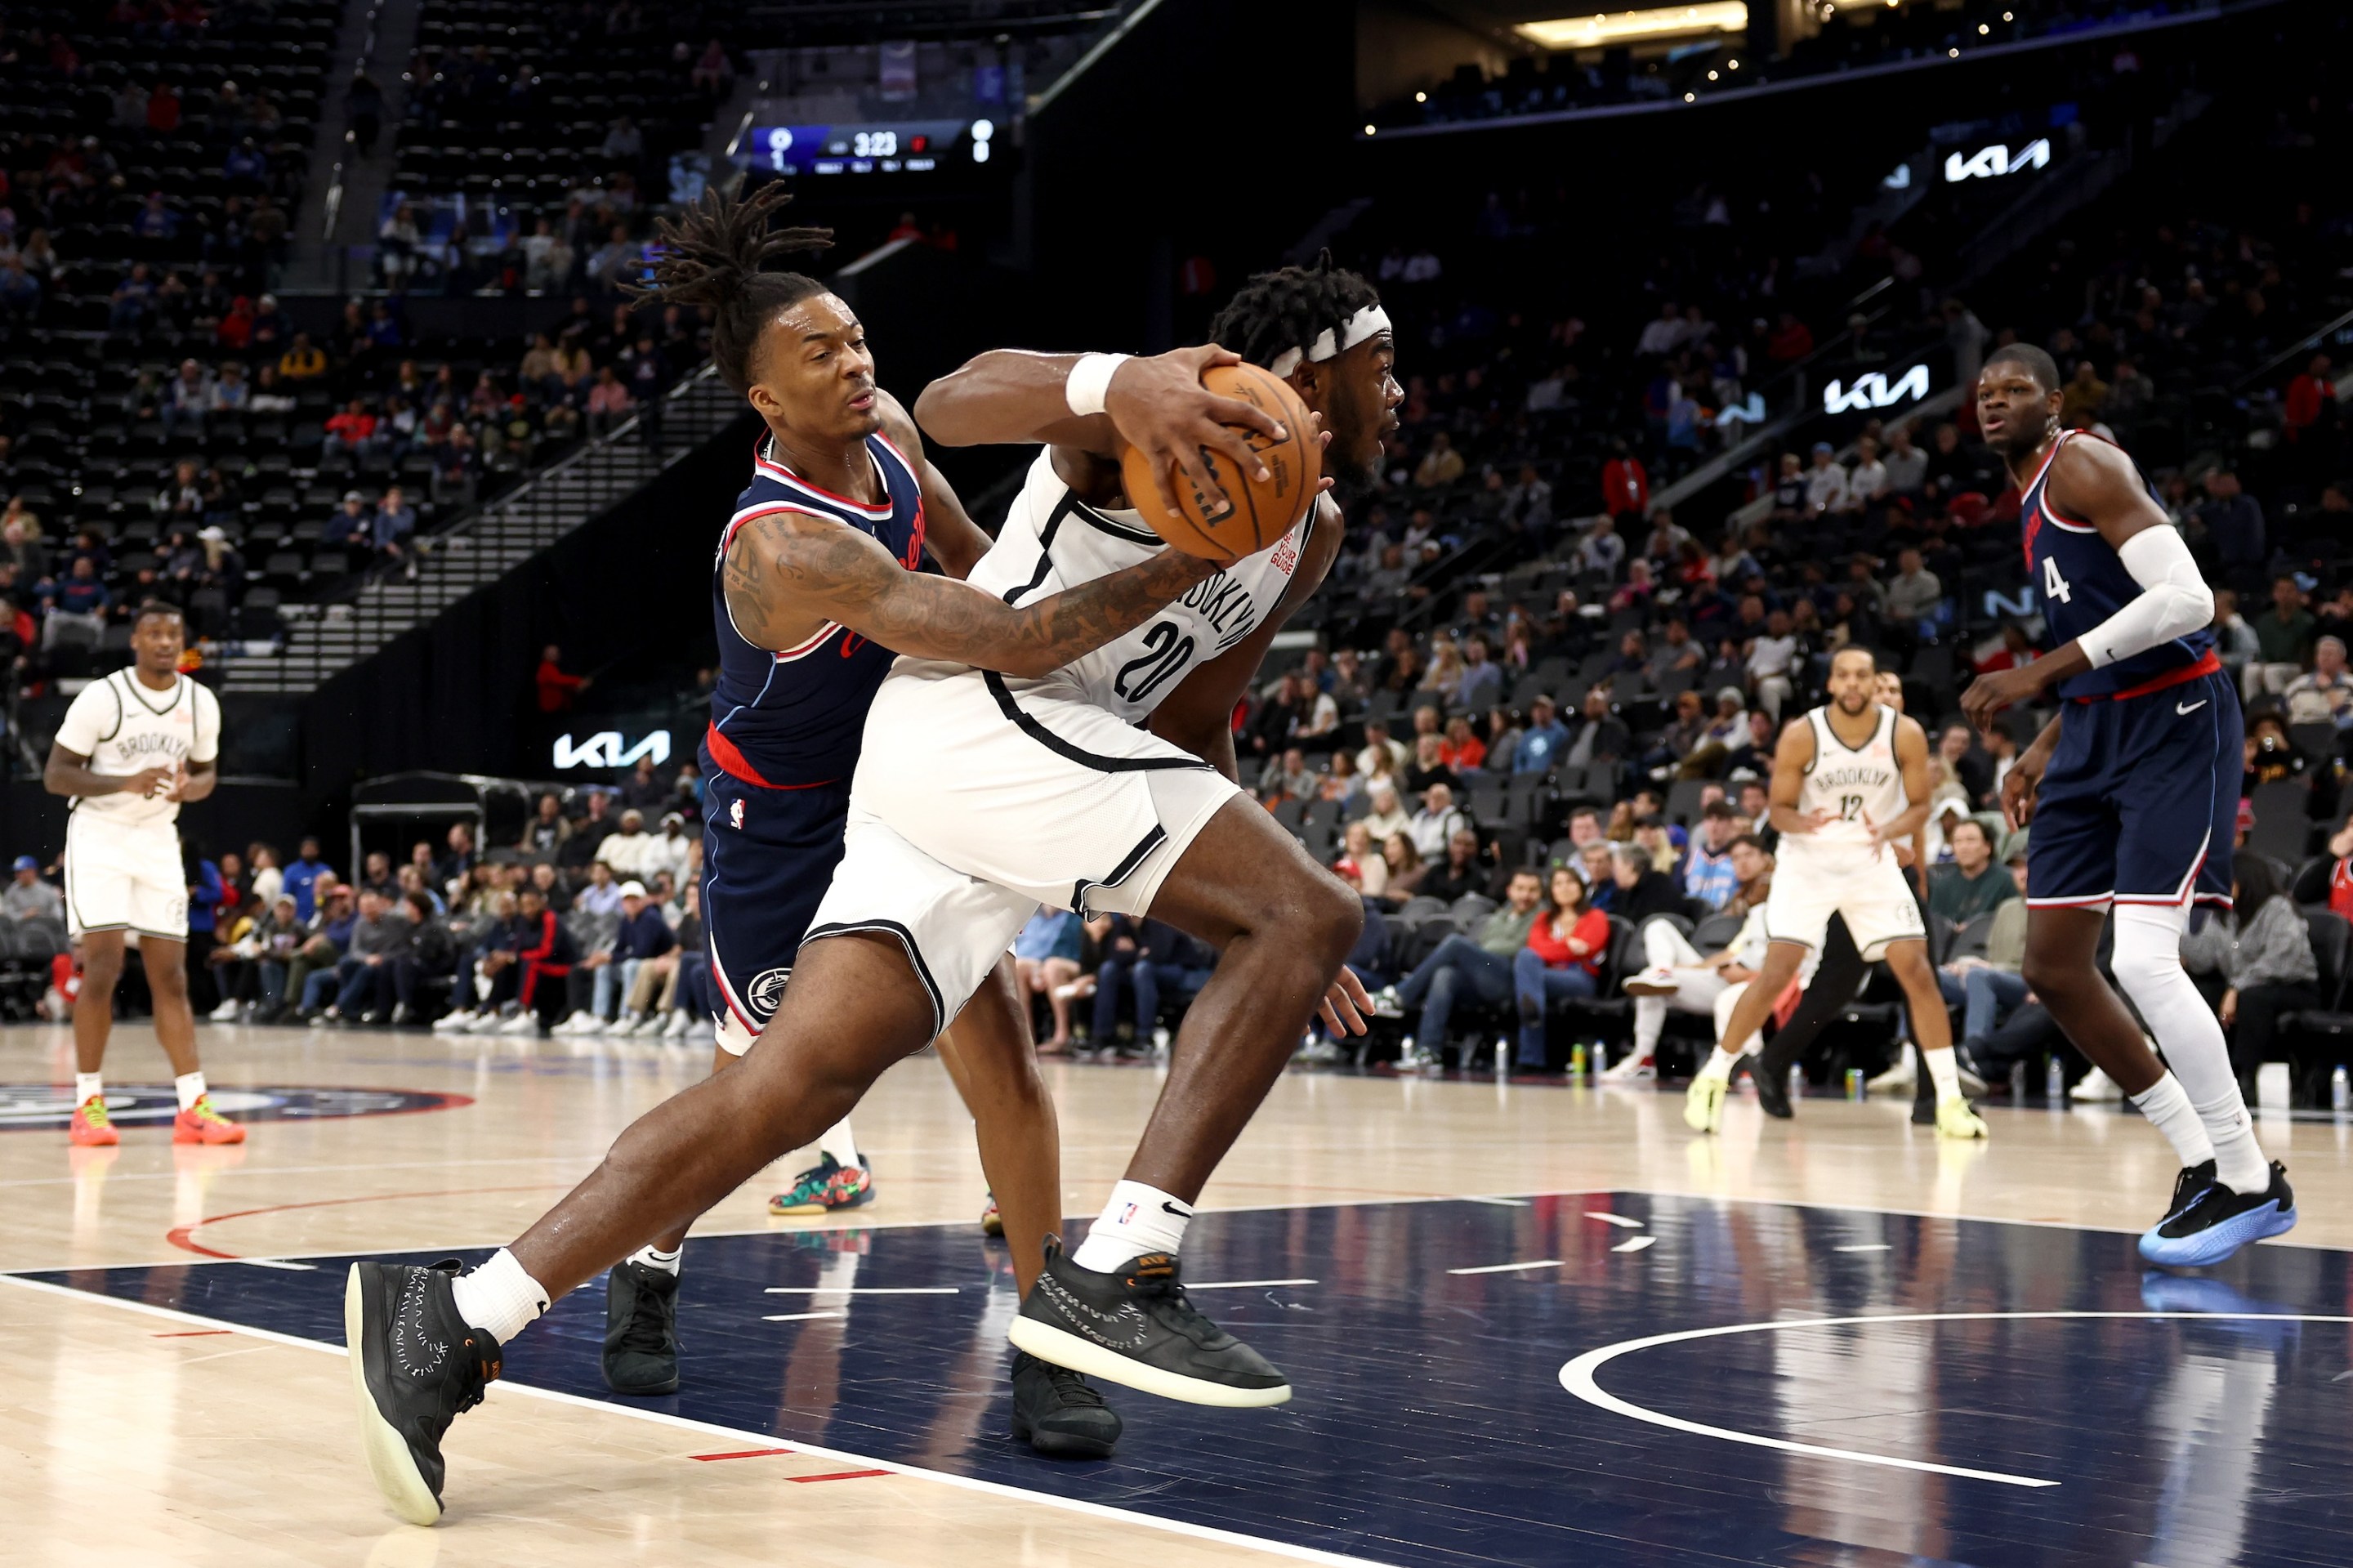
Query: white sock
[
  {"left": 1632, "top": 997, "right": 1667, "bottom": 1059},
  {"left": 75, "top": 1071, "right": 102, "bottom": 1106},
  {"left": 817, "top": 1118, "right": 859, "bottom": 1169},
  {"left": 1697, "top": 1045, "right": 1742, "bottom": 1083},
  {"left": 2129, "top": 1071, "right": 2216, "bottom": 1168},
  {"left": 628, "top": 1244, "right": 682, "bottom": 1276},
  {"left": 174, "top": 1072, "right": 207, "bottom": 1112},
  {"left": 1070, "top": 1180, "right": 1193, "bottom": 1272},
  {"left": 2110, "top": 905, "right": 2267, "bottom": 1194},
  {"left": 450, "top": 1249, "right": 551, "bottom": 1344},
  {"left": 1922, "top": 1047, "right": 1960, "bottom": 1102}
]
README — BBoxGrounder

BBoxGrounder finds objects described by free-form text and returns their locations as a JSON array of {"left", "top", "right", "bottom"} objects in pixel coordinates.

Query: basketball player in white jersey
[
  {"left": 43, "top": 602, "right": 243, "bottom": 1146},
  {"left": 1685, "top": 646, "right": 1989, "bottom": 1139}
]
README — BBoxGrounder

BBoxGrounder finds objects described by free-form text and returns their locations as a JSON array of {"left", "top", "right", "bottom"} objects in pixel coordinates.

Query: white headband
[{"left": 1266, "top": 305, "right": 1391, "bottom": 379}]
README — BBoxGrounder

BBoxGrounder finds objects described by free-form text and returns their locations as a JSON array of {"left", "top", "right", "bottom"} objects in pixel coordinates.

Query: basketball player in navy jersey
[
  {"left": 343, "top": 249, "right": 1391, "bottom": 1523},
  {"left": 1961, "top": 342, "right": 2293, "bottom": 1265}
]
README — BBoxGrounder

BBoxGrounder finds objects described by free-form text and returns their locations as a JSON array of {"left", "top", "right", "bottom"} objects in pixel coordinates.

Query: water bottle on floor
[
  {"left": 1569, "top": 1043, "right": 1587, "bottom": 1080},
  {"left": 2333, "top": 1065, "right": 2349, "bottom": 1114},
  {"left": 1494, "top": 1037, "right": 1511, "bottom": 1082},
  {"left": 2046, "top": 1055, "right": 2066, "bottom": 1104},
  {"left": 1788, "top": 1061, "right": 1804, "bottom": 1101},
  {"left": 1593, "top": 1041, "right": 1610, "bottom": 1076}
]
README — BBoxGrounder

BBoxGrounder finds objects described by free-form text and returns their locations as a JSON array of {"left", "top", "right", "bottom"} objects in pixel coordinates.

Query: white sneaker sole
[
  {"left": 1006, "top": 1317, "right": 1292, "bottom": 1409},
  {"left": 345, "top": 1264, "right": 443, "bottom": 1527}
]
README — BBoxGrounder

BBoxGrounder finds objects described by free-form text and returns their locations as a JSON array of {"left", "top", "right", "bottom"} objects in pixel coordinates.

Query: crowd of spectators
[{"left": 1367, "top": 0, "right": 2257, "bottom": 132}]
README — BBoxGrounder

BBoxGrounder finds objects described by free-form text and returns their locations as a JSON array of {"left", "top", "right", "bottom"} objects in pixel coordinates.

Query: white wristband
[{"left": 1064, "top": 352, "right": 1130, "bottom": 418}]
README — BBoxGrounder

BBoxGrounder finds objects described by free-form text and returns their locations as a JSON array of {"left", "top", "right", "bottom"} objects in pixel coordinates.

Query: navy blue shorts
[
  {"left": 699, "top": 756, "right": 851, "bottom": 1054},
  {"left": 2027, "top": 663, "right": 2237, "bottom": 915}
]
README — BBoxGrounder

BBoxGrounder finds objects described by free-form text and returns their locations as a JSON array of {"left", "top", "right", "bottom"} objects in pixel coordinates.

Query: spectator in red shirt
[
  {"left": 1601, "top": 439, "right": 1649, "bottom": 517},
  {"left": 537, "top": 645, "right": 588, "bottom": 713},
  {"left": 1437, "top": 715, "right": 1486, "bottom": 772},
  {"left": 146, "top": 81, "right": 181, "bottom": 132},
  {"left": 321, "top": 398, "right": 378, "bottom": 460},
  {"left": 1512, "top": 863, "right": 1609, "bottom": 1066},
  {"left": 2284, "top": 353, "right": 2334, "bottom": 442},
  {"left": 1767, "top": 310, "right": 1815, "bottom": 363}
]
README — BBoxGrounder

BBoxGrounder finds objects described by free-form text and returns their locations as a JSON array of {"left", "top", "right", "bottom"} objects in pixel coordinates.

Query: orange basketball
[{"left": 1117, "top": 362, "right": 1320, "bottom": 559}]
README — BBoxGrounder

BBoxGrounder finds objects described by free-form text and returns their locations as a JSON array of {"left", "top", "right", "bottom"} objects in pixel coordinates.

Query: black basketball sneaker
[
  {"left": 346, "top": 1259, "right": 502, "bottom": 1526},
  {"left": 1008, "top": 1240, "right": 1289, "bottom": 1407},
  {"left": 1009, "top": 1350, "right": 1123, "bottom": 1459},
  {"left": 1753, "top": 1057, "right": 1795, "bottom": 1120},
  {"left": 2140, "top": 1159, "right": 2296, "bottom": 1267},
  {"left": 602, "top": 1260, "right": 681, "bottom": 1396}
]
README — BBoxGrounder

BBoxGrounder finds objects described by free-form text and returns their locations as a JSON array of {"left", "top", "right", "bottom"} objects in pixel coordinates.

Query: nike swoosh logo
[
  {"left": 2177, "top": 699, "right": 2208, "bottom": 715},
  {"left": 1161, "top": 1200, "right": 1194, "bottom": 1219}
]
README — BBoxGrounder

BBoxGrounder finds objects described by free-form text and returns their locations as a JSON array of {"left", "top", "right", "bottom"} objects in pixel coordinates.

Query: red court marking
[
  {"left": 788, "top": 1469, "right": 891, "bottom": 1484},
  {"left": 163, "top": 1183, "right": 574, "bottom": 1261},
  {"left": 151, "top": 1329, "right": 233, "bottom": 1338},
  {"left": 690, "top": 1448, "right": 795, "bottom": 1463}
]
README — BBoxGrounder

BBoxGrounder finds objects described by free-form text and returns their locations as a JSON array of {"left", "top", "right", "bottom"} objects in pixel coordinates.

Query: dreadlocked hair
[
  {"left": 1206, "top": 250, "right": 1381, "bottom": 372},
  {"left": 625, "top": 181, "right": 835, "bottom": 397}
]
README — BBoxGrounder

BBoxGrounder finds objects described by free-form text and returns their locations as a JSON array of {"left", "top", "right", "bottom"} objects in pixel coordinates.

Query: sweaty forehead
[{"left": 775, "top": 293, "right": 857, "bottom": 345}]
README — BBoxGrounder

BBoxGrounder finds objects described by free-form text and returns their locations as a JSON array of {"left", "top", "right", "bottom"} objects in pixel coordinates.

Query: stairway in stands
[{"left": 217, "top": 367, "right": 742, "bottom": 695}]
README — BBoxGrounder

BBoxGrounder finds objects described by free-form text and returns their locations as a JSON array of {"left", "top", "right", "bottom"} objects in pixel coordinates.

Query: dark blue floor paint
[{"left": 27, "top": 1195, "right": 2353, "bottom": 1566}]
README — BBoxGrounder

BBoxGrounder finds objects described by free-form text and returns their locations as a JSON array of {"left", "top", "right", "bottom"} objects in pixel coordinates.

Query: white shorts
[
  {"left": 1761, "top": 843, "right": 1925, "bottom": 963},
  {"left": 806, "top": 669, "right": 1240, "bottom": 1034},
  {"left": 64, "top": 816, "right": 187, "bottom": 940}
]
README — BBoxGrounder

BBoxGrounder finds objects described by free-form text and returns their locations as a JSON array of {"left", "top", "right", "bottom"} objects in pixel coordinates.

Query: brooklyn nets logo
[{"left": 0, "top": 1084, "right": 470, "bottom": 1132}]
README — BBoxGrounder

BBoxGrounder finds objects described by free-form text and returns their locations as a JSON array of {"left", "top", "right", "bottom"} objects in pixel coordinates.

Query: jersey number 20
[{"left": 1114, "top": 620, "right": 1197, "bottom": 704}]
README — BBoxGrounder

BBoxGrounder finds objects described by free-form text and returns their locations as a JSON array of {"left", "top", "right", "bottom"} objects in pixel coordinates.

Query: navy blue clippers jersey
[
  {"left": 705, "top": 431, "right": 927, "bottom": 788},
  {"left": 2022, "top": 429, "right": 2215, "bottom": 700}
]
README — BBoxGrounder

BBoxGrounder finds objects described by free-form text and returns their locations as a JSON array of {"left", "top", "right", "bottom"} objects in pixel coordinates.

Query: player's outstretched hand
[
  {"left": 1104, "top": 346, "right": 1288, "bottom": 524},
  {"left": 1319, "top": 966, "right": 1373, "bottom": 1038}
]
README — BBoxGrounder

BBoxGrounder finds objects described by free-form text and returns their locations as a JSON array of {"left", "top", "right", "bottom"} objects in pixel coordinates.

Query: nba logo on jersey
[{"left": 730, "top": 797, "right": 744, "bottom": 830}]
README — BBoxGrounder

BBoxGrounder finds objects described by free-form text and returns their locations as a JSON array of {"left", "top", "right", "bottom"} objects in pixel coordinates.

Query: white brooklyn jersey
[
  {"left": 949, "top": 447, "right": 1315, "bottom": 721},
  {"left": 53, "top": 668, "right": 221, "bottom": 829},
  {"left": 1792, "top": 703, "right": 1907, "bottom": 851}
]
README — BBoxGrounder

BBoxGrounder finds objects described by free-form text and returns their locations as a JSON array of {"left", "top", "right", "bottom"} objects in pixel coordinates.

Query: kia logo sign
[
  {"left": 1824, "top": 364, "right": 1931, "bottom": 414},
  {"left": 553, "top": 731, "right": 672, "bottom": 770},
  {"left": 1944, "top": 138, "right": 2050, "bottom": 184}
]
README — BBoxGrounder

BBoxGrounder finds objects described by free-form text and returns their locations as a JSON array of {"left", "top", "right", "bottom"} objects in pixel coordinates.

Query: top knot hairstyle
[
  {"left": 1207, "top": 251, "right": 1381, "bottom": 373},
  {"left": 625, "top": 182, "right": 834, "bottom": 397}
]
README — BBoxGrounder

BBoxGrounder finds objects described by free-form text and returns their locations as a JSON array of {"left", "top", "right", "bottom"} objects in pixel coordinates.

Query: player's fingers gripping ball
[{"left": 1119, "top": 363, "right": 1320, "bottom": 559}]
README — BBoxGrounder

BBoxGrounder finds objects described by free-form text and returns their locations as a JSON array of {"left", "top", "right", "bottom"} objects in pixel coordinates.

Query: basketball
[{"left": 1118, "top": 363, "right": 1321, "bottom": 558}]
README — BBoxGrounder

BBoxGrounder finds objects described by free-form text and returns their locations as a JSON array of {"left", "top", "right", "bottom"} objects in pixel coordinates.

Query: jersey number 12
[{"left": 2041, "top": 554, "right": 2072, "bottom": 604}]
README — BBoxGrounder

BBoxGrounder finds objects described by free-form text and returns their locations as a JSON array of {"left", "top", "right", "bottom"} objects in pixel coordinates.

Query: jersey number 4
[
  {"left": 2041, "top": 554, "right": 2072, "bottom": 604},
  {"left": 1114, "top": 620, "right": 1197, "bottom": 704}
]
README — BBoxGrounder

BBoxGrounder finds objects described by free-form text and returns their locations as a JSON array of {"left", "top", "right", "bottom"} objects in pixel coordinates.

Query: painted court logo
[{"left": 0, "top": 1084, "right": 468, "bottom": 1132}]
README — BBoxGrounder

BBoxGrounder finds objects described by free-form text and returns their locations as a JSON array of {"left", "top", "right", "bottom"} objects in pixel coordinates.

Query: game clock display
[{"left": 737, "top": 118, "right": 1002, "bottom": 178}]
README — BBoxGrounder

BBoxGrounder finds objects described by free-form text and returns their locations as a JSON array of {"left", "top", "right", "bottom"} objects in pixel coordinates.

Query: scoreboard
[{"left": 734, "top": 118, "right": 1002, "bottom": 178}]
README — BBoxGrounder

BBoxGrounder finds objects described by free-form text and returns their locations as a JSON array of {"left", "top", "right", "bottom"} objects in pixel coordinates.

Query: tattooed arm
[{"left": 725, "top": 510, "right": 1217, "bottom": 679}]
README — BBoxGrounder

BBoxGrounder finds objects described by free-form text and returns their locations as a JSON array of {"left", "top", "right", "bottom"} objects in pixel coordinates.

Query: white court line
[
  {"left": 763, "top": 1286, "right": 960, "bottom": 1296},
  {"left": 237, "top": 1258, "right": 319, "bottom": 1271},
  {"left": 1560, "top": 1310, "right": 2353, "bottom": 1489},
  {"left": 0, "top": 1273, "right": 1399, "bottom": 1567},
  {"left": 1584, "top": 1212, "right": 1644, "bottom": 1229},
  {"left": 1184, "top": 1279, "right": 1318, "bottom": 1290},
  {"left": 1459, "top": 1195, "right": 1531, "bottom": 1207},
  {"left": 762, "top": 1311, "right": 847, "bottom": 1323},
  {"left": 1835, "top": 1244, "right": 1891, "bottom": 1253},
  {"left": 1447, "top": 1259, "right": 1563, "bottom": 1275},
  {"left": 1610, "top": 1236, "right": 1656, "bottom": 1253}
]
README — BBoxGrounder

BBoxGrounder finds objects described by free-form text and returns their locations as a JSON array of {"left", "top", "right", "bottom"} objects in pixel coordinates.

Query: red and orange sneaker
[
  {"left": 69, "top": 1096, "right": 118, "bottom": 1147},
  {"left": 172, "top": 1094, "right": 247, "bottom": 1145},
  {"left": 980, "top": 1191, "right": 1004, "bottom": 1238}
]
